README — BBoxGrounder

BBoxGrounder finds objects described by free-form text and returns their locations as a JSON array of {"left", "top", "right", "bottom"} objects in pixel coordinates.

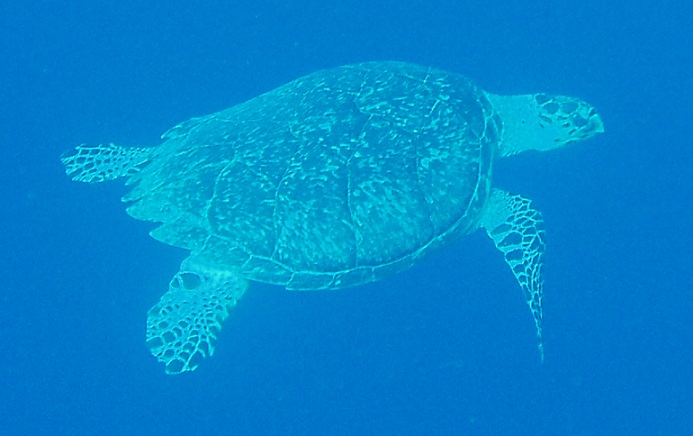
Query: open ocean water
[{"left": 1, "top": 0, "right": 690, "bottom": 434}]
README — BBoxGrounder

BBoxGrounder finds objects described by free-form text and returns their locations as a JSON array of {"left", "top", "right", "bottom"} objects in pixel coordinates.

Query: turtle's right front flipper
[
  {"left": 480, "top": 189, "right": 546, "bottom": 361},
  {"left": 146, "top": 257, "right": 249, "bottom": 374},
  {"left": 61, "top": 144, "right": 154, "bottom": 183}
]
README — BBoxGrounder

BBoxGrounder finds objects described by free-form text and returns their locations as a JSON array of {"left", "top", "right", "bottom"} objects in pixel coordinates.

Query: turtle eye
[{"left": 538, "top": 115, "right": 553, "bottom": 126}]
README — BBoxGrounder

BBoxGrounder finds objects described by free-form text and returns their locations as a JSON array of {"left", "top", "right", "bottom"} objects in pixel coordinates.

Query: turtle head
[{"left": 488, "top": 92, "right": 604, "bottom": 158}]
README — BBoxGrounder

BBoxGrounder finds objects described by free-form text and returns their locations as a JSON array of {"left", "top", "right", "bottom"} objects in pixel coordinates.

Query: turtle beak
[{"left": 588, "top": 110, "right": 605, "bottom": 135}]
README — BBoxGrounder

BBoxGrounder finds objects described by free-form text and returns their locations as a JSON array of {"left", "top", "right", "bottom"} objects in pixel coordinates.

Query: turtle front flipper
[
  {"left": 61, "top": 143, "right": 154, "bottom": 183},
  {"left": 480, "top": 189, "right": 546, "bottom": 361},
  {"left": 146, "top": 256, "right": 249, "bottom": 374}
]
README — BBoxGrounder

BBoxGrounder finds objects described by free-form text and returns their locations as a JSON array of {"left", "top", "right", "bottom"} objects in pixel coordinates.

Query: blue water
[{"left": 1, "top": 0, "right": 690, "bottom": 434}]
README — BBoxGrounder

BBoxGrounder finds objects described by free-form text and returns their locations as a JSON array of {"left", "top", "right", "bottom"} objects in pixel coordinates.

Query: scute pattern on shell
[{"left": 123, "top": 62, "right": 500, "bottom": 289}]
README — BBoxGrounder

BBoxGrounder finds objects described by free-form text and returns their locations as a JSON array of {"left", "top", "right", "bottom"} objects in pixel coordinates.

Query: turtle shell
[{"left": 123, "top": 61, "right": 500, "bottom": 289}]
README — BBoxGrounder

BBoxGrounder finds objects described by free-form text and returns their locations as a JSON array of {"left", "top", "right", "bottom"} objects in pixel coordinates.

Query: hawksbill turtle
[{"left": 61, "top": 61, "right": 603, "bottom": 374}]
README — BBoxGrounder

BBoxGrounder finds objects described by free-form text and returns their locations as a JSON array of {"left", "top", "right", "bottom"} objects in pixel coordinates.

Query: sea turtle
[{"left": 61, "top": 61, "right": 603, "bottom": 374}]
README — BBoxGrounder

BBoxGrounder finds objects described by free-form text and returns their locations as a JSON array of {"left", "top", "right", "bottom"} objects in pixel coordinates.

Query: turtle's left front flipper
[
  {"left": 480, "top": 189, "right": 546, "bottom": 361},
  {"left": 146, "top": 256, "right": 249, "bottom": 374}
]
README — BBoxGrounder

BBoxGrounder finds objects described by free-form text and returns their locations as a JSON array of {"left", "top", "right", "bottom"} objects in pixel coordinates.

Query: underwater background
[{"left": 1, "top": 0, "right": 690, "bottom": 434}]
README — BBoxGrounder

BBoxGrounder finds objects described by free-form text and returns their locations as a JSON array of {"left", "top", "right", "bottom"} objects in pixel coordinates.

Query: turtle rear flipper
[
  {"left": 146, "top": 257, "right": 249, "bottom": 374},
  {"left": 61, "top": 144, "right": 154, "bottom": 183}
]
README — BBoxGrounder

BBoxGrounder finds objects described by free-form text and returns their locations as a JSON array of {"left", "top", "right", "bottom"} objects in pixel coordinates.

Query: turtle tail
[{"left": 61, "top": 143, "right": 154, "bottom": 183}]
